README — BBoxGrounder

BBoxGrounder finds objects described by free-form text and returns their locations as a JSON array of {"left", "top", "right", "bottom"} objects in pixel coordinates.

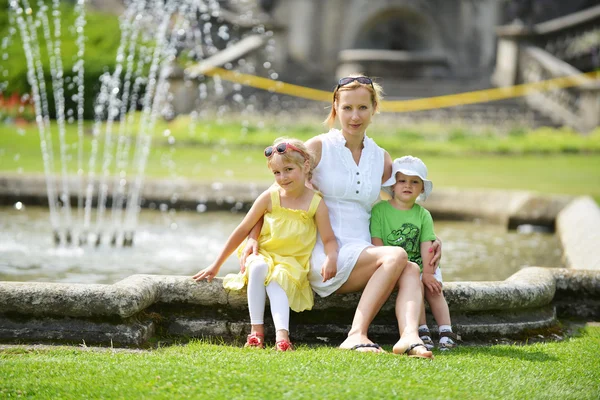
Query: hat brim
[{"left": 382, "top": 168, "right": 433, "bottom": 201}]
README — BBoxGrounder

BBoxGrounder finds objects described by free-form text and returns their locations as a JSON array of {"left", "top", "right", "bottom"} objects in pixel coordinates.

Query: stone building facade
[{"left": 263, "top": 0, "right": 502, "bottom": 86}]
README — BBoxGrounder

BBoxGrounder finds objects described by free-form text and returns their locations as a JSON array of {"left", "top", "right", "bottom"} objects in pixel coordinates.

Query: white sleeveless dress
[{"left": 309, "top": 129, "right": 385, "bottom": 297}]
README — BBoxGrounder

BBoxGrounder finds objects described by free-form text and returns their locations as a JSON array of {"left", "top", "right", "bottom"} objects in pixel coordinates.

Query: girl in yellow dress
[{"left": 193, "top": 138, "right": 338, "bottom": 351}]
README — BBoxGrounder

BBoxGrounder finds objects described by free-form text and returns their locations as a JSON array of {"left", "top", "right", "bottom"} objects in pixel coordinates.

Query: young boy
[{"left": 370, "top": 155, "right": 457, "bottom": 351}]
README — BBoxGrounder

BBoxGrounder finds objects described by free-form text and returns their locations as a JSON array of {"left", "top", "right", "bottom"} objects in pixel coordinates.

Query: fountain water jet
[{"left": 6, "top": 0, "right": 258, "bottom": 248}]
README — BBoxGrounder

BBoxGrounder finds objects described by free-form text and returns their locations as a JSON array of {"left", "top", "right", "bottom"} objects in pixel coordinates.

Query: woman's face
[{"left": 335, "top": 87, "right": 375, "bottom": 138}]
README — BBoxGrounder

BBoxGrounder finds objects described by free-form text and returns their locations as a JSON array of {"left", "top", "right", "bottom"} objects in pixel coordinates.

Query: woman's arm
[
  {"left": 314, "top": 200, "right": 338, "bottom": 282},
  {"left": 371, "top": 237, "right": 384, "bottom": 246},
  {"left": 239, "top": 218, "right": 263, "bottom": 271},
  {"left": 382, "top": 150, "right": 393, "bottom": 184},
  {"left": 428, "top": 238, "right": 443, "bottom": 268},
  {"left": 305, "top": 136, "right": 323, "bottom": 168}
]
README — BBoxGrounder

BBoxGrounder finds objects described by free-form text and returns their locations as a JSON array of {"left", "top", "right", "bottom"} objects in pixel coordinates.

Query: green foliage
[
  {"left": 0, "top": 326, "right": 599, "bottom": 399},
  {"left": 0, "top": 0, "right": 121, "bottom": 119}
]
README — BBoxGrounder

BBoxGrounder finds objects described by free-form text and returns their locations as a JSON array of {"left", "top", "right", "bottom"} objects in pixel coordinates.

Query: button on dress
[{"left": 309, "top": 129, "right": 385, "bottom": 297}]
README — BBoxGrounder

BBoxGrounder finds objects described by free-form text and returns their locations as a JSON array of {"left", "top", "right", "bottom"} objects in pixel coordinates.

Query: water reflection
[{"left": 0, "top": 207, "right": 563, "bottom": 284}]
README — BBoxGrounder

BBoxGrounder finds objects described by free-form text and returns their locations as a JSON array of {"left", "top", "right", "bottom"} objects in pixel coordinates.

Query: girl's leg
[
  {"left": 247, "top": 260, "right": 269, "bottom": 337},
  {"left": 265, "top": 280, "right": 290, "bottom": 343},
  {"left": 336, "top": 246, "right": 407, "bottom": 351},
  {"left": 392, "top": 263, "right": 433, "bottom": 358}
]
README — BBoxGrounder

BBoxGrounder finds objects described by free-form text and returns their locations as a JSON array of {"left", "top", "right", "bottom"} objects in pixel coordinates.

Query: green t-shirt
[{"left": 370, "top": 201, "right": 436, "bottom": 270}]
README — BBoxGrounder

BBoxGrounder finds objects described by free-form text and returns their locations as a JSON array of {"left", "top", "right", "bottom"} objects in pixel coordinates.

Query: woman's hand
[
  {"left": 192, "top": 264, "right": 219, "bottom": 283},
  {"left": 428, "top": 237, "right": 442, "bottom": 269},
  {"left": 239, "top": 238, "right": 258, "bottom": 273}
]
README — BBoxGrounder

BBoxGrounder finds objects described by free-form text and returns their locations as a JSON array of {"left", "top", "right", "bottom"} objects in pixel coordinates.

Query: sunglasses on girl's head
[
  {"left": 337, "top": 76, "right": 374, "bottom": 88},
  {"left": 264, "top": 142, "right": 308, "bottom": 159}
]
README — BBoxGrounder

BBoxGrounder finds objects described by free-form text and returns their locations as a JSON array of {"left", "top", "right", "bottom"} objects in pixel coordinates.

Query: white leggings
[{"left": 247, "top": 260, "right": 290, "bottom": 332}]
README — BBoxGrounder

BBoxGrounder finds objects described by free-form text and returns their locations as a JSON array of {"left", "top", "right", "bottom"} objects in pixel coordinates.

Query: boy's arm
[
  {"left": 369, "top": 203, "right": 384, "bottom": 246},
  {"left": 314, "top": 200, "right": 338, "bottom": 282},
  {"left": 371, "top": 237, "right": 384, "bottom": 246},
  {"left": 193, "top": 191, "right": 270, "bottom": 282},
  {"left": 421, "top": 240, "right": 442, "bottom": 294}
]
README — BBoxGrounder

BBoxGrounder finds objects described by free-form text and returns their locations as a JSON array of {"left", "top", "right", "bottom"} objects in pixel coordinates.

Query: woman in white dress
[{"left": 243, "top": 76, "right": 441, "bottom": 358}]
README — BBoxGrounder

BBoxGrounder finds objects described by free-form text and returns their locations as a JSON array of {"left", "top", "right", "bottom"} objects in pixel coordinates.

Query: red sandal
[
  {"left": 245, "top": 332, "right": 264, "bottom": 349},
  {"left": 275, "top": 339, "right": 294, "bottom": 352}
]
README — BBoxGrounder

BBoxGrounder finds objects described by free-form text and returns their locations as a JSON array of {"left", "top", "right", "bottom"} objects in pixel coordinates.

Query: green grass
[
  {"left": 1, "top": 325, "right": 599, "bottom": 399},
  {"left": 1, "top": 116, "right": 600, "bottom": 201}
]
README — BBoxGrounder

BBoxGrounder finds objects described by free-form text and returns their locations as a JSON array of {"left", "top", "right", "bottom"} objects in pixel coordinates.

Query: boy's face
[{"left": 392, "top": 172, "right": 424, "bottom": 203}]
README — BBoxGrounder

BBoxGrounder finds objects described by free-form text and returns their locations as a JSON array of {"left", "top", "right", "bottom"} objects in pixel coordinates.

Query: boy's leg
[
  {"left": 425, "top": 289, "right": 452, "bottom": 327},
  {"left": 425, "top": 268, "right": 458, "bottom": 351},
  {"left": 425, "top": 290, "right": 457, "bottom": 350}
]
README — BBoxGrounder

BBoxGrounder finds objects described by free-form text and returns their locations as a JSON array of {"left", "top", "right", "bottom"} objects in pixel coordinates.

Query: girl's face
[
  {"left": 269, "top": 154, "right": 309, "bottom": 193},
  {"left": 335, "top": 87, "right": 376, "bottom": 138},
  {"left": 392, "top": 172, "right": 424, "bottom": 204}
]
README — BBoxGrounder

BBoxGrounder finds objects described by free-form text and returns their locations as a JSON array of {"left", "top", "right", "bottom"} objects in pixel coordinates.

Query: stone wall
[{"left": 1, "top": 177, "right": 599, "bottom": 347}]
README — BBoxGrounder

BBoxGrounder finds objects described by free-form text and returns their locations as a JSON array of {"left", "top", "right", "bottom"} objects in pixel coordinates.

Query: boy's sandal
[
  {"left": 245, "top": 332, "right": 264, "bottom": 349},
  {"left": 438, "top": 331, "right": 460, "bottom": 351},
  {"left": 418, "top": 327, "right": 435, "bottom": 350},
  {"left": 275, "top": 339, "right": 294, "bottom": 352}
]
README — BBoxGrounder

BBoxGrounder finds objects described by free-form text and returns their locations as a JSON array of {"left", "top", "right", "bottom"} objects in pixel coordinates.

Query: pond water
[{"left": 0, "top": 206, "right": 564, "bottom": 284}]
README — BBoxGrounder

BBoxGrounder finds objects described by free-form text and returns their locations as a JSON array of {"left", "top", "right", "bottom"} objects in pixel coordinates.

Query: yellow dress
[{"left": 223, "top": 189, "right": 321, "bottom": 312}]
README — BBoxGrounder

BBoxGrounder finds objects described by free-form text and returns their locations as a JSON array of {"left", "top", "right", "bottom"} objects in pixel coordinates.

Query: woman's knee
[
  {"left": 398, "top": 262, "right": 420, "bottom": 286},
  {"left": 383, "top": 247, "right": 408, "bottom": 271}
]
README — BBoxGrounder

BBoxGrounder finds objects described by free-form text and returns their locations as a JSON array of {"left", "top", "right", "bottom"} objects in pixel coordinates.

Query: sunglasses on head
[
  {"left": 337, "top": 76, "right": 374, "bottom": 89},
  {"left": 264, "top": 142, "right": 308, "bottom": 159}
]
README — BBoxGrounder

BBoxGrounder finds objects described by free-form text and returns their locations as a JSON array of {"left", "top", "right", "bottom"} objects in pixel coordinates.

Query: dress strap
[
  {"left": 307, "top": 192, "right": 322, "bottom": 217},
  {"left": 270, "top": 189, "right": 280, "bottom": 210}
]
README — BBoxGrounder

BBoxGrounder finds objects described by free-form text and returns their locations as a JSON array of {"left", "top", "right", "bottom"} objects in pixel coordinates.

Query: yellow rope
[{"left": 201, "top": 66, "right": 600, "bottom": 113}]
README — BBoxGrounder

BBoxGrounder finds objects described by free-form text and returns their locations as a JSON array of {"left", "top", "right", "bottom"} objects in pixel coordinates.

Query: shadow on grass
[{"left": 439, "top": 345, "right": 558, "bottom": 362}]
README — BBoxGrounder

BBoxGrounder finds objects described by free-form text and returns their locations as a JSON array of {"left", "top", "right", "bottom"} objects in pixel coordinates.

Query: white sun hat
[{"left": 382, "top": 155, "right": 433, "bottom": 201}]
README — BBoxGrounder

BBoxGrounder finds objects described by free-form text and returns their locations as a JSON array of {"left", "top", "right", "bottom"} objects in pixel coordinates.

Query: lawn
[
  {"left": 1, "top": 324, "right": 599, "bottom": 399},
  {"left": 1, "top": 116, "right": 600, "bottom": 202},
  {"left": 1, "top": 118, "right": 600, "bottom": 399}
]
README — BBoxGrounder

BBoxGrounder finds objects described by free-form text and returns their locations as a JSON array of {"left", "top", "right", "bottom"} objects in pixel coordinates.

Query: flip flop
[
  {"left": 404, "top": 343, "right": 434, "bottom": 359},
  {"left": 349, "top": 343, "right": 383, "bottom": 353}
]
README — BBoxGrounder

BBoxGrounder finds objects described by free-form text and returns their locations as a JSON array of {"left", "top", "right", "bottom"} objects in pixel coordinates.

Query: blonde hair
[
  {"left": 324, "top": 74, "right": 384, "bottom": 129},
  {"left": 266, "top": 137, "right": 316, "bottom": 182}
]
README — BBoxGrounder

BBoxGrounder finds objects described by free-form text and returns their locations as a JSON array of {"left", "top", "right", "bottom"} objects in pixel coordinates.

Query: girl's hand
[
  {"left": 422, "top": 272, "right": 442, "bottom": 295},
  {"left": 321, "top": 260, "right": 337, "bottom": 282},
  {"left": 239, "top": 238, "right": 259, "bottom": 273},
  {"left": 429, "top": 237, "right": 443, "bottom": 269},
  {"left": 192, "top": 264, "right": 219, "bottom": 283}
]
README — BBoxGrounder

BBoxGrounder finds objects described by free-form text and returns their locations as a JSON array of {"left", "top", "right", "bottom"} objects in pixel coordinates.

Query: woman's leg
[
  {"left": 247, "top": 260, "right": 269, "bottom": 337},
  {"left": 392, "top": 263, "right": 433, "bottom": 358},
  {"left": 336, "top": 246, "right": 407, "bottom": 351}
]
